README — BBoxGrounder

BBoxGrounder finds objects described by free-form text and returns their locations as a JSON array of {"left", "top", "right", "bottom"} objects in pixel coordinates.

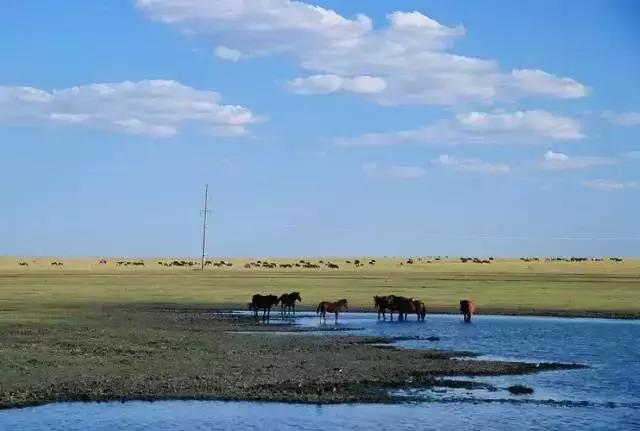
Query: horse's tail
[{"left": 316, "top": 302, "right": 323, "bottom": 315}]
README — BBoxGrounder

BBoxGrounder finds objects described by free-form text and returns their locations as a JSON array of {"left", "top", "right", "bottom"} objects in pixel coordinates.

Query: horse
[
  {"left": 316, "top": 299, "right": 348, "bottom": 323},
  {"left": 413, "top": 299, "right": 426, "bottom": 322},
  {"left": 387, "top": 296, "right": 416, "bottom": 322},
  {"left": 278, "top": 292, "right": 302, "bottom": 316},
  {"left": 460, "top": 299, "right": 475, "bottom": 323},
  {"left": 250, "top": 294, "right": 279, "bottom": 322},
  {"left": 374, "top": 295, "right": 394, "bottom": 321}
]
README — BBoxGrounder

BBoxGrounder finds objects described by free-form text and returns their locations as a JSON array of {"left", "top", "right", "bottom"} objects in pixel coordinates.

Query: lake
[{"left": 1, "top": 314, "right": 639, "bottom": 430}]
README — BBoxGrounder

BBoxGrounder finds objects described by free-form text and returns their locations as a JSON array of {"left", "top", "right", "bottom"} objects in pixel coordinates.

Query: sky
[{"left": 1, "top": 0, "right": 639, "bottom": 257}]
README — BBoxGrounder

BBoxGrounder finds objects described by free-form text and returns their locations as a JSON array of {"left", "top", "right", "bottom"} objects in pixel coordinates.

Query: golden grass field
[{"left": 1, "top": 256, "right": 639, "bottom": 320}]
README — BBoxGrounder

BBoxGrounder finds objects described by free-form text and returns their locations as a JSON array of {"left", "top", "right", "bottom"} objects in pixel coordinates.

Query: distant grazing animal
[
  {"left": 250, "top": 294, "right": 279, "bottom": 322},
  {"left": 50, "top": 261, "right": 63, "bottom": 267},
  {"left": 98, "top": 259, "right": 107, "bottom": 265},
  {"left": 460, "top": 299, "right": 476, "bottom": 323},
  {"left": 316, "top": 299, "right": 348, "bottom": 323},
  {"left": 18, "top": 261, "right": 29, "bottom": 267},
  {"left": 278, "top": 292, "right": 302, "bottom": 316},
  {"left": 327, "top": 263, "right": 339, "bottom": 269}
]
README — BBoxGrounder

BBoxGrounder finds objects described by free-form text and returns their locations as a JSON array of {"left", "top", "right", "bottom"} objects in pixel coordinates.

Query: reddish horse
[
  {"left": 460, "top": 299, "right": 476, "bottom": 323},
  {"left": 317, "top": 299, "right": 348, "bottom": 323}
]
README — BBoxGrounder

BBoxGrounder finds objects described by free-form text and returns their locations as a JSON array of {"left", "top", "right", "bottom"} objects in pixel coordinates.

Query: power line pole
[{"left": 200, "top": 184, "right": 210, "bottom": 271}]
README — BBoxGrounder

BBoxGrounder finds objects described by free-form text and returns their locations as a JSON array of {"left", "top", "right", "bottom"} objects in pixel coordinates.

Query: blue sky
[{"left": 1, "top": 0, "right": 639, "bottom": 257}]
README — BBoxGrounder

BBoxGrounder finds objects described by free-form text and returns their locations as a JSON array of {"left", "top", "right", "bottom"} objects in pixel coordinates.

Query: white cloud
[
  {"left": 603, "top": 111, "right": 640, "bottom": 126},
  {"left": 583, "top": 179, "right": 639, "bottom": 190},
  {"left": 541, "top": 150, "right": 616, "bottom": 170},
  {"left": 288, "top": 74, "right": 386, "bottom": 95},
  {"left": 214, "top": 46, "right": 243, "bottom": 61},
  {"left": 435, "top": 155, "right": 511, "bottom": 174},
  {"left": 362, "top": 162, "right": 426, "bottom": 180},
  {"left": 137, "top": 0, "right": 586, "bottom": 106},
  {"left": 0, "top": 80, "right": 259, "bottom": 137},
  {"left": 509, "top": 69, "right": 586, "bottom": 99},
  {"left": 336, "top": 110, "right": 583, "bottom": 147}
]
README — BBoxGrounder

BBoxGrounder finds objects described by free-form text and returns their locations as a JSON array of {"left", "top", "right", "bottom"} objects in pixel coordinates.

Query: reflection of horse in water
[
  {"left": 460, "top": 299, "right": 475, "bottom": 323},
  {"left": 250, "top": 294, "right": 279, "bottom": 322},
  {"left": 316, "top": 299, "right": 348, "bottom": 323},
  {"left": 278, "top": 292, "right": 302, "bottom": 316}
]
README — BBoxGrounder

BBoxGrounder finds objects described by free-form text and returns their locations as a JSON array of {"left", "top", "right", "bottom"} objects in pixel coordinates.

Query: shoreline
[
  {"left": 232, "top": 307, "right": 640, "bottom": 320},
  {"left": 166, "top": 306, "right": 640, "bottom": 321},
  {"left": 0, "top": 308, "right": 587, "bottom": 410}
]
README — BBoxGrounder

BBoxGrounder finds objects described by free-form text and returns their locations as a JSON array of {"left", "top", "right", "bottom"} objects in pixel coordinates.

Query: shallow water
[{"left": 2, "top": 314, "right": 639, "bottom": 430}]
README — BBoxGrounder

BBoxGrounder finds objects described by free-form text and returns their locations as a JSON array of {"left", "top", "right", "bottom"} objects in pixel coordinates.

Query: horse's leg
[{"left": 335, "top": 311, "right": 338, "bottom": 324}]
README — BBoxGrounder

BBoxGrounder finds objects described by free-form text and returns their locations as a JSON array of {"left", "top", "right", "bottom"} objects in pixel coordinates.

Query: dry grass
[{"left": 1, "top": 256, "right": 639, "bottom": 320}]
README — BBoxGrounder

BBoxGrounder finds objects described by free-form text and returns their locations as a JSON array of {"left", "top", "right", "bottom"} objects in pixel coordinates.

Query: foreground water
[{"left": 1, "top": 314, "right": 639, "bottom": 430}]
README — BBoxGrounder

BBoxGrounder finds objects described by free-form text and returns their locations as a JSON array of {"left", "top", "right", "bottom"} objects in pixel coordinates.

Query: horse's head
[
  {"left": 293, "top": 292, "right": 302, "bottom": 302},
  {"left": 340, "top": 299, "right": 348, "bottom": 310}
]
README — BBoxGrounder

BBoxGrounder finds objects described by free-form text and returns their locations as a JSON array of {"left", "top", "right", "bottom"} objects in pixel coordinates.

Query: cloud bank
[
  {"left": 336, "top": 110, "right": 583, "bottom": 147},
  {"left": 0, "top": 80, "right": 259, "bottom": 137},
  {"left": 136, "top": 0, "right": 587, "bottom": 106}
]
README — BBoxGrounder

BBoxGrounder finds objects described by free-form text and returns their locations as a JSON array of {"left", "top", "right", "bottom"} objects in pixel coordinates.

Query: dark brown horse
[
  {"left": 413, "top": 299, "right": 426, "bottom": 322},
  {"left": 460, "top": 299, "right": 476, "bottom": 323},
  {"left": 387, "top": 295, "right": 416, "bottom": 321},
  {"left": 278, "top": 292, "right": 302, "bottom": 316},
  {"left": 250, "top": 294, "right": 279, "bottom": 322},
  {"left": 317, "top": 299, "right": 348, "bottom": 323},
  {"left": 374, "top": 295, "right": 396, "bottom": 321}
]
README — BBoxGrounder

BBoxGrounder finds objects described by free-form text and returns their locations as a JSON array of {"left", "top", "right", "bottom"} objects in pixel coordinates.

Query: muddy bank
[{"left": 0, "top": 305, "right": 585, "bottom": 409}]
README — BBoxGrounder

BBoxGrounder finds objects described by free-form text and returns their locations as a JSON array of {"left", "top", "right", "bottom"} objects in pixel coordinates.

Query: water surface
[{"left": 2, "top": 314, "right": 638, "bottom": 430}]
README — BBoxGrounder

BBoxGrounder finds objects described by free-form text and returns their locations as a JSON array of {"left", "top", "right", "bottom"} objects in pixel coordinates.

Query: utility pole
[{"left": 200, "top": 184, "right": 210, "bottom": 270}]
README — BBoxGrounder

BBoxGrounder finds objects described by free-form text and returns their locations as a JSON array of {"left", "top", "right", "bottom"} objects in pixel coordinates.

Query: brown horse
[
  {"left": 250, "top": 294, "right": 280, "bottom": 322},
  {"left": 460, "top": 299, "right": 476, "bottom": 323},
  {"left": 413, "top": 299, "right": 426, "bottom": 322},
  {"left": 317, "top": 299, "right": 348, "bottom": 323},
  {"left": 278, "top": 292, "right": 302, "bottom": 316},
  {"left": 373, "top": 295, "right": 396, "bottom": 321},
  {"left": 387, "top": 296, "right": 416, "bottom": 321}
]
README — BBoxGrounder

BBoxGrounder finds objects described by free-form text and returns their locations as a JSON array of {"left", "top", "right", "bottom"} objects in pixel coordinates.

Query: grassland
[
  {"left": 0, "top": 256, "right": 631, "bottom": 408},
  {"left": 1, "top": 256, "right": 639, "bottom": 320}
]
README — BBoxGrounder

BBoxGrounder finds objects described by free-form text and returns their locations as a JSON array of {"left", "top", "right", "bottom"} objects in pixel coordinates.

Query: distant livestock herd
[{"left": 15, "top": 256, "right": 626, "bottom": 269}]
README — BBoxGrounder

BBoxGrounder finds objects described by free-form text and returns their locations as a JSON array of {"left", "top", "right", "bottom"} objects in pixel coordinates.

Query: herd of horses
[{"left": 248, "top": 292, "right": 475, "bottom": 324}]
